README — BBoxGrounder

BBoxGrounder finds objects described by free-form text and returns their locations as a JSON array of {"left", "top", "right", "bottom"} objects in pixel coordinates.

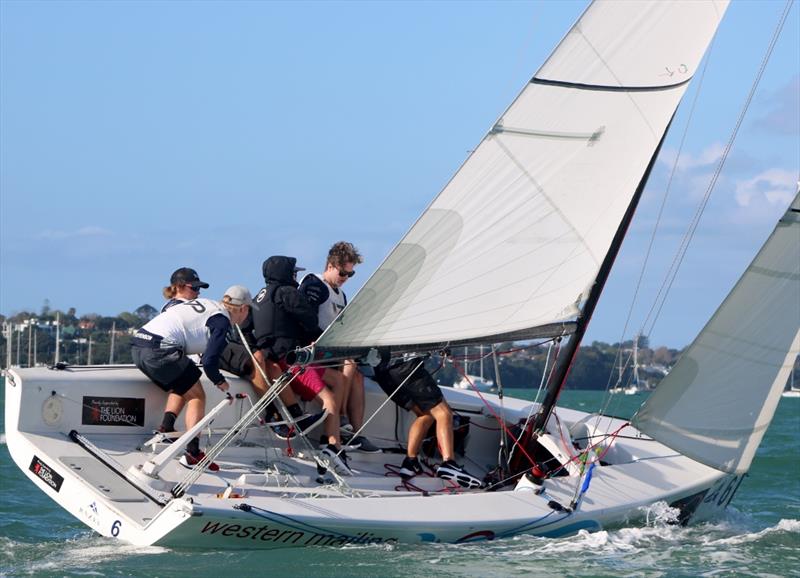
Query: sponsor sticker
[
  {"left": 82, "top": 396, "right": 145, "bottom": 427},
  {"left": 29, "top": 455, "right": 64, "bottom": 492}
]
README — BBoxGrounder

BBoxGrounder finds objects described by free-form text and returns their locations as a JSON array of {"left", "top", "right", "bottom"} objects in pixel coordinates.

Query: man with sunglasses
[
  {"left": 299, "top": 242, "right": 380, "bottom": 453},
  {"left": 161, "top": 267, "right": 209, "bottom": 313}
]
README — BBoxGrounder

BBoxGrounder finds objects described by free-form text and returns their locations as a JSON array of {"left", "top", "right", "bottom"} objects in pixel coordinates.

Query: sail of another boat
[{"left": 634, "top": 191, "right": 800, "bottom": 473}]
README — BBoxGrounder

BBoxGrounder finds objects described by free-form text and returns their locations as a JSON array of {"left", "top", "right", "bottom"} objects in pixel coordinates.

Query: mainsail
[
  {"left": 316, "top": 0, "right": 729, "bottom": 356},
  {"left": 634, "top": 191, "right": 800, "bottom": 474}
]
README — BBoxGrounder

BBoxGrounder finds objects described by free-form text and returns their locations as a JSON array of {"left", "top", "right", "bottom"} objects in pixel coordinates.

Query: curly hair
[{"left": 326, "top": 241, "right": 363, "bottom": 268}]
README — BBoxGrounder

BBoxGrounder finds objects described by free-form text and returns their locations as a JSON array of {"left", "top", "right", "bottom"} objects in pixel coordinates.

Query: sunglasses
[
  {"left": 337, "top": 268, "right": 355, "bottom": 278},
  {"left": 188, "top": 285, "right": 202, "bottom": 292}
]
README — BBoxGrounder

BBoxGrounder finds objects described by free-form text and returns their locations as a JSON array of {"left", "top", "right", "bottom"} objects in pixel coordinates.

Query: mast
[
  {"left": 27, "top": 320, "right": 33, "bottom": 367},
  {"left": 109, "top": 321, "right": 116, "bottom": 364},
  {"left": 54, "top": 312, "right": 61, "bottom": 365},
  {"left": 532, "top": 122, "right": 672, "bottom": 432},
  {"left": 4, "top": 322, "right": 10, "bottom": 369}
]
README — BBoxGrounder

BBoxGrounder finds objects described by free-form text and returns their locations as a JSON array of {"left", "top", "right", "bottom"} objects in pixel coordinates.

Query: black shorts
[
  {"left": 373, "top": 359, "right": 443, "bottom": 412},
  {"left": 132, "top": 346, "right": 201, "bottom": 396},
  {"left": 218, "top": 341, "right": 254, "bottom": 378}
]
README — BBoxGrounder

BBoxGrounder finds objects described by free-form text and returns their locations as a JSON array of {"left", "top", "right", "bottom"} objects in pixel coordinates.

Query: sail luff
[{"left": 532, "top": 115, "right": 674, "bottom": 432}]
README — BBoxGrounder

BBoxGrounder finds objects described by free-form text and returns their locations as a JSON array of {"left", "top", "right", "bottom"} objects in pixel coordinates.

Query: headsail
[
  {"left": 317, "top": 1, "right": 729, "bottom": 356},
  {"left": 634, "top": 191, "right": 800, "bottom": 474}
]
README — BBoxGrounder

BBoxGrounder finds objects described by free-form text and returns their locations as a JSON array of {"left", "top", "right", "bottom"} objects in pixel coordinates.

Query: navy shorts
[
  {"left": 373, "top": 359, "right": 443, "bottom": 412},
  {"left": 132, "top": 346, "right": 201, "bottom": 396},
  {"left": 218, "top": 341, "right": 254, "bottom": 378}
]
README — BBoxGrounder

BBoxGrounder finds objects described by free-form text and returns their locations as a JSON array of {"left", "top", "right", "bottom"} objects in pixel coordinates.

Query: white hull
[{"left": 4, "top": 365, "right": 737, "bottom": 549}]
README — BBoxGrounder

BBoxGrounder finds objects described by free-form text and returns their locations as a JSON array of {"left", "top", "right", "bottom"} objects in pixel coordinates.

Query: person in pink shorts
[{"left": 253, "top": 255, "right": 350, "bottom": 475}]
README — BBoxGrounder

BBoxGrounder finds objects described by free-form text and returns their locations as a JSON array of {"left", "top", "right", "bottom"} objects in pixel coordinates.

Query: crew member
[
  {"left": 252, "top": 255, "right": 351, "bottom": 475},
  {"left": 161, "top": 267, "right": 209, "bottom": 312},
  {"left": 132, "top": 285, "right": 251, "bottom": 470},
  {"left": 300, "top": 241, "right": 379, "bottom": 453}
]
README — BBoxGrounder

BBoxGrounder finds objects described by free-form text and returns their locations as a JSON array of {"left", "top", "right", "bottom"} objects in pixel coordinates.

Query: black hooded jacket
[{"left": 251, "top": 256, "right": 321, "bottom": 361}]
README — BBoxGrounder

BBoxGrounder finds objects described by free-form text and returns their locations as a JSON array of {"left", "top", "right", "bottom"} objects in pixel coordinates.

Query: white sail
[
  {"left": 634, "top": 191, "right": 800, "bottom": 474},
  {"left": 318, "top": 0, "right": 729, "bottom": 353}
]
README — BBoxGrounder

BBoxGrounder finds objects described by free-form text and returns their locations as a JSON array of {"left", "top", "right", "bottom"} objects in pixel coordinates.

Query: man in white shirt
[{"left": 299, "top": 241, "right": 380, "bottom": 453}]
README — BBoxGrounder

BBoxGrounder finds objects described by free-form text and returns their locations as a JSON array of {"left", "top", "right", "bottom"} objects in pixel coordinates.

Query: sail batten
[
  {"left": 531, "top": 77, "right": 694, "bottom": 92},
  {"left": 315, "top": 1, "right": 729, "bottom": 354}
]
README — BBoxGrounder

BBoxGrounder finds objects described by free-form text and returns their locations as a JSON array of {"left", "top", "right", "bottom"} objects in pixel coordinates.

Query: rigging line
[
  {"left": 330, "top": 357, "right": 427, "bottom": 463},
  {"left": 231, "top": 324, "right": 354, "bottom": 492},
  {"left": 451, "top": 357, "right": 539, "bottom": 471},
  {"left": 171, "top": 373, "right": 300, "bottom": 497},
  {"left": 597, "top": 42, "right": 716, "bottom": 422},
  {"left": 640, "top": 0, "right": 793, "bottom": 342}
]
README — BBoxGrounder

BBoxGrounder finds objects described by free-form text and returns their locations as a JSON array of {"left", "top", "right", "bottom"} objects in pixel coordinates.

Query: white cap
[{"left": 224, "top": 285, "right": 258, "bottom": 309}]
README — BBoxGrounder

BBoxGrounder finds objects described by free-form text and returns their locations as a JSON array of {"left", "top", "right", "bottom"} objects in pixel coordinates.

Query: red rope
[{"left": 452, "top": 359, "right": 539, "bottom": 470}]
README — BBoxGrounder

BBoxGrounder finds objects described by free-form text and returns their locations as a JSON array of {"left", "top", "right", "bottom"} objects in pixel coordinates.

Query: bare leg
[
  {"left": 429, "top": 401, "right": 454, "bottom": 462},
  {"left": 323, "top": 368, "right": 348, "bottom": 420},
  {"left": 343, "top": 360, "right": 365, "bottom": 430},
  {"left": 262, "top": 357, "right": 299, "bottom": 407},
  {"left": 407, "top": 405, "right": 434, "bottom": 458},
  {"left": 164, "top": 392, "right": 185, "bottom": 417},
  {"left": 317, "top": 387, "right": 340, "bottom": 446},
  {"left": 182, "top": 382, "right": 206, "bottom": 431},
  {"left": 248, "top": 350, "right": 269, "bottom": 398}
]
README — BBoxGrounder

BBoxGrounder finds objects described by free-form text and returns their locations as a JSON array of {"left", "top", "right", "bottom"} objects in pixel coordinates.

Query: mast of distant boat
[{"left": 54, "top": 312, "right": 61, "bottom": 365}]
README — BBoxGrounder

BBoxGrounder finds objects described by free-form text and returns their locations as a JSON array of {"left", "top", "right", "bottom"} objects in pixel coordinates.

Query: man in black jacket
[{"left": 252, "top": 255, "right": 351, "bottom": 475}]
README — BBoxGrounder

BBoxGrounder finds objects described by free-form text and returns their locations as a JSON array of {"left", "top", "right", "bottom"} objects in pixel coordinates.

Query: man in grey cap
[
  {"left": 218, "top": 282, "right": 327, "bottom": 440},
  {"left": 161, "top": 267, "right": 210, "bottom": 313}
]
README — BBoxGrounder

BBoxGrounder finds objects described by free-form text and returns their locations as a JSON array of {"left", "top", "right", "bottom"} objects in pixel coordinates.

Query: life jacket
[{"left": 252, "top": 256, "right": 315, "bottom": 360}]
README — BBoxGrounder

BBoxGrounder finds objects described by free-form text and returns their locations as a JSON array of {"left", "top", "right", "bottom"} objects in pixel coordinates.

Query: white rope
[
  {"left": 333, "top": 357, "right": 426, "bottom": 461},
  {"left": 232, "top": 324, "right": 353, "bottom": 490},
  {"left": 508, "top": 340, "right": 554, "bottom": 458}
]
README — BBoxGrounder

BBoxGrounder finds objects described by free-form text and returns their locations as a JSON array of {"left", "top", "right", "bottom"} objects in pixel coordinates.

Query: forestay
[
  {"left": 317, "top": 0, "right": 729, "bottom": 355},
  {"left": 634, "top": 191, "right": 800, "bottom": 474}
]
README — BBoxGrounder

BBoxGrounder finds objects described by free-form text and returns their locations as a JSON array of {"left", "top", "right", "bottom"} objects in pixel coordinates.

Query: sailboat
[
  {"left": 452, "top": 346, "right": 496, "bottom": 392},
  {"left": 610, "top": 336, "right": 647, "bottom": 395},
  {"left": 5, "top": 1, "right": 799, "bottom": 549}
]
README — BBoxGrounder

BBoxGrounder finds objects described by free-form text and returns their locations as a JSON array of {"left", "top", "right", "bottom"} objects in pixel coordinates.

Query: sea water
[{"left": 1, "top": 384, "right": 798, "bottom": 578}]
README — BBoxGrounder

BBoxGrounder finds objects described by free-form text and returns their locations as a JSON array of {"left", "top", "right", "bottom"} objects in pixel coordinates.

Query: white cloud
[
  {"left": 726, "top": 168, "right": 797, "bottom": 225},
  {"left": 734, "top": 168, "right": 797, "bottom": 207},
  {"left": 37, "top": 226, "right": 113, "bottom": 240},
  {"left": 659, "top": 142, "right": 725, "bottom": 172}
]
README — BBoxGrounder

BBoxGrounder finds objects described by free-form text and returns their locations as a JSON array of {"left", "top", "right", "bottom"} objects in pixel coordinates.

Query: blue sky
[{"left": 1, "top": 0, "right": 798, "bottom": 348}]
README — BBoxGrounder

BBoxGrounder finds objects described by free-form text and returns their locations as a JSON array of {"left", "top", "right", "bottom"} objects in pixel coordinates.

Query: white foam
[
  {"left": 20, "top": 536, "right": 168, "bottom": 575},
  {"left": 708, "top": 518, "right": 800, "bottom": 546},
  {"left": 0, "top": 433, "right": 6, "bottom": 445}
]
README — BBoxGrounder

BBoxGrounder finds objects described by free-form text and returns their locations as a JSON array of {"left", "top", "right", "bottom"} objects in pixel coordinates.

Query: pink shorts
[{"left": 279, "top": 360, "right": 326, "bottom": 401}]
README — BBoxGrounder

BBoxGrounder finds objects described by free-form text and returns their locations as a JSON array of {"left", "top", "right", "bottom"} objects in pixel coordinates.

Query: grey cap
[{"left": 224, "top": 285, "right": 258, "bottom": 309}]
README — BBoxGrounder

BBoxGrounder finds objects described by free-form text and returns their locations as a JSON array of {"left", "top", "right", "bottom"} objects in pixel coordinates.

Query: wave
[{"left": 0, "top": 534, "right": 168, "bottom": 576}]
